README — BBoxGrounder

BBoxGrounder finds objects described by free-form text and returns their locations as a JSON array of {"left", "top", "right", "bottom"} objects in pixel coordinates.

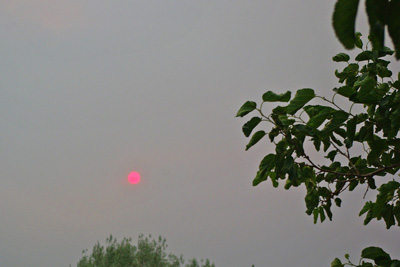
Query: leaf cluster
[
  {"left": 332, "top": 0, "right": 400, "bottom": 59},
  {"left": 332, "top": 246, "right": 400, "bottom": 267},
  {"left": 237, "top": 36, "right": 400, "bottom": 228},
  {"left": 77, "top": 234, "right": 215, "bottom": 267}
]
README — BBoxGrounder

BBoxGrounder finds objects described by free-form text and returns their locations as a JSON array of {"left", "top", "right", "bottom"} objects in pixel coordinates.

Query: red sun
[{"left": 128, "top": 172, "right": 140, "bottom": 184}]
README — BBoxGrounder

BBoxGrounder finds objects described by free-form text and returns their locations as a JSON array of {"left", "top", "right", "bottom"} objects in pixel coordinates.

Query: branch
[{"left": 301, "top": 161, "right": 400, "bottom": 180}]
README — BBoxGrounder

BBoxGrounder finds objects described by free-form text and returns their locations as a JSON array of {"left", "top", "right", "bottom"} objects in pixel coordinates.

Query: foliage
[
  {"left": 237, "top": 34, "right": 400, "bottom": 265},
  {"left": 332, "top": 0, "right": 400, "bottom": 59},
  {"left": 77, "top": 234, "right": 215, "bottom": 267},
  {"left": 332, "top": 247, "right": 400, "bottom": 267}
]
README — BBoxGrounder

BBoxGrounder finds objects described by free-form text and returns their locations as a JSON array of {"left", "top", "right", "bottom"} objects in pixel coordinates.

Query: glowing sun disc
[{"left": 128, "top": 172, "right": 140, "bottom": 184}]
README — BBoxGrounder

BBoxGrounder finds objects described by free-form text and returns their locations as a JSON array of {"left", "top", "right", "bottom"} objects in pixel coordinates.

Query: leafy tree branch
[{"left": 237, "top": 33, "right": 400, "bottom": 265}]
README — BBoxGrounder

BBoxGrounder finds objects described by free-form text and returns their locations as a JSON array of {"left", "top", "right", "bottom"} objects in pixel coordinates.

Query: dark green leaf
[
  {"left": 377, "top": 63, "right": 392, "bottom": 78},
  {"left": 304, "top": 105, "right": 333, "bottom": 117},
  {"left": 355, "top": 50, "right": 375, "bottom": 61},
  {"left": 345, "top": 116, "right": 357, "bottom": 148},
  {"left": 262, "top": 91, "right": 291, "bottom": 102},
  {"left": 272, "top": 106, "right": 287, "bottom": 115},
  {"left": 313, "top": 209, "right": 319, "bottom": 224},
  {"left": 286, "top": 88, "right": 316, "bottom": 115},
  {"left": 366, "top": 0, "right": 387, "bottom": 51},
  {"left": 278, "top": 115, "right": 296, "bottom": 126},
  {"left": 382, "top": 205, "right": 395, "bottom": 229},
  {"left": 259, "top": 154, "right": 277, "bottom": 175},
  {"left": 378, "top": 47, "right": 395, "bottom": 57},
  {"left": 357, "top": 121, "right": 374, "bottom": 141},
  {"left": 319, "top": 207, "right": 326, "bottom": 222},
  {"left": 367, "top": 137, "right": 387, "bottom": 164},
  {"left": 334, "top": 86, "right": 356, "bottom": 98},
  {"left": 332, "top": 53, "right": 350, "bottom": 62},
  {"left": 387, "top": 0, "right": 400, "bottom": 59},
  {"left": 253, "top": 171, "right": 268, "bottom": 186},
  {"left": 269, "top": 127, "right": 280, "bottom": 142},
  {"left": 393, "top": 81, "right": 400, "bottom": 90},
  {"left": 326, "top": 150, "right": 338, "bottom": 161},
  {"left": 236, "top": 101, "right": 257, "bottom": 117},
  {"left": 361, "top": 247, "right": 391, "bottom": 262},
  {"left": 324, "top": 204, "right": 333, "bottom": 221},
  {"left": 357, "top": 76, "right": 379, "bottom": 104},
  {"left": 364, "top": 208, "right": 374, "bottom": 225},
  {"left": 245, "top": 131, "right": 266, "bottom": 150},
  {"left": 343, "top": 63, "right": 359, "bottom": 73},
  {"left": 281, "top": 156, "right": 294, "bottom": 173},
  {"left": 355, "top": 32, "right": 363, "bottom": 48},
  {"left": 242, "top": 117, "right": 262, "bottom": 137},
  {"left": 332, "top": 0, "right": 360, "bottom": 49},
  {"left": 307, "top": 108, "right": 333, "bottom": 129},
  {"left": 349, "top": 179, "right": 359, "bottom": 191},
  {"left": 331, "top": 258, "right": 343, "bottom": 267},
  {"left": 377, "top": 83, "right": 390, "bottom": 94},
  {"left": 322, "top": 111, "right": 349, "bottom": 133},
  {"left": 360, "top": 202, "right": 373, "bottom": 217},
  {"left": 390, "top": 107, "right": 400, "bottom": 135},
  {"left": 335, "top": 198, "right": 342, "bottom": 207},
  {"left": 394, "top": 204, "right": 400, "bottom": 226}
]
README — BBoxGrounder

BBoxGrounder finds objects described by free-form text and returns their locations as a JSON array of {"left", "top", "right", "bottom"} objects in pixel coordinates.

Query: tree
[
  {"left": 237, "top": 34, "right": 400, "bottom": 266},
  {"left": 332, "top": 0, "right": 400, "bottom": 59},
  {"left": 77, "top": 234, "right": 215, "bottom": 267}
]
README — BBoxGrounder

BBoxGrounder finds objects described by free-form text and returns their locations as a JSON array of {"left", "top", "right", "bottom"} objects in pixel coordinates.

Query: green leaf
[
  {"left": 345, "top": 116, "right": 357, "bottom": 148},
  {"left": 278, "top": 115, "right": 296, "bottom": 126},
  {"left": 357, "top": 121, "right": 374, "bottom": 142},
  {"left": 245, "top": 131, "right": 266, "bottom": 150},
  {"left": 382, "top": 205, "right": 395, "bottom": 229},
  {"left": 332, "top": 0, "right": 360, "bottom": 49},
  {"left": 361, "top": 247, "right": 391, "bottom": 262},
  {"left": 367, "top": 137, "right": 387, "bottom": 164},
  {"left": 335, "top": 198, "right": 342, "bottom": 207},
  {"left": 357, "top": 76, "right": 379, "bottom": 104},
  {"left": 269, "top": 127, "right": 280, "bottom": 142},
  {"left": 259, "top": 154, "right": 277, "bottom": 175},
  {"left": 253, "top": 171, "right": 268, "bottom": 186},
  {"left": 355, "top": 32, "right": 363, "bottom": 48},
  {"left": 236, "top": 101, "right": 257, "bottom": 117},
  {"left": 334, "top": 86, "right": 356, "bottom": 98},
  {"left": 332, "top": 53, "right": 350, "bottom": 62},
  {"left": 272, "top": 106, "right": 287, "bottom": 115},
  {"left": 324, "top": 204, "right": 333, "bottom": 221},
  {"left": 242, "top": 117, "right": 262, "bottom": 137},
  {"left": 387, "top": 0, "right": 400, "bottom": 59},
  {"left": 304, "top": 105, "right": 333, "bottom": 117},
  {"left": 377, "top": 63, "right": 392, "bottom": 78},
  {"left": 313, "top": 209, "right": 319, "bottom": 224},
  {"left": 319, "top": 207, "right": 326, "bottom": 222},
  {"left": 286, "top": 88, "right": 316, "bottom": 115},
  {"left": 366, "top": 0, "right": 386, "bottom": 51},
  {"left": 343, "top": 63, "right": 359, "bottom": 74},
  {"left": 326, "top": 150, "right": 338, "bottom": 161},
  {"left": 355, "top": 50, "right": 375, "bottom": 61},
  {"left": 378, "top": 47, "right": 395, "bottom": 57},
  {"left": 307, "top": 108, "right": 333, "bottom": 129},
  {"left": 331, "top": 258, "right": 343, "bottom": 267},
  {"left": 391, "top": 108, "right": 400, "bottom": 134},
  {"left": 322, "top": 111, "right": 349, "bottom": 133},
  {"left": 262, "top": 91, "right": 291, "bottom": 102}
]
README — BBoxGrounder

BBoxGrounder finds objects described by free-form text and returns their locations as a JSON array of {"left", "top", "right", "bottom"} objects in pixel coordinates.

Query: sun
[{"left": 128, "top": 172, "right": 141, "bottom": 184}]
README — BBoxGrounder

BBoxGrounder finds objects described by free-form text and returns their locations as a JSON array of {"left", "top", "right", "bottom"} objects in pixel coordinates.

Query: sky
[{"left": 1, "top": 1, "right": 399, "bottom": 266}]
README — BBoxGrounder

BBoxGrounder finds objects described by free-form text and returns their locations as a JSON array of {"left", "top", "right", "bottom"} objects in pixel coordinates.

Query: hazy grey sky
[{"left": 1, "top": 1, "right": 399, "bottom": 266}]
